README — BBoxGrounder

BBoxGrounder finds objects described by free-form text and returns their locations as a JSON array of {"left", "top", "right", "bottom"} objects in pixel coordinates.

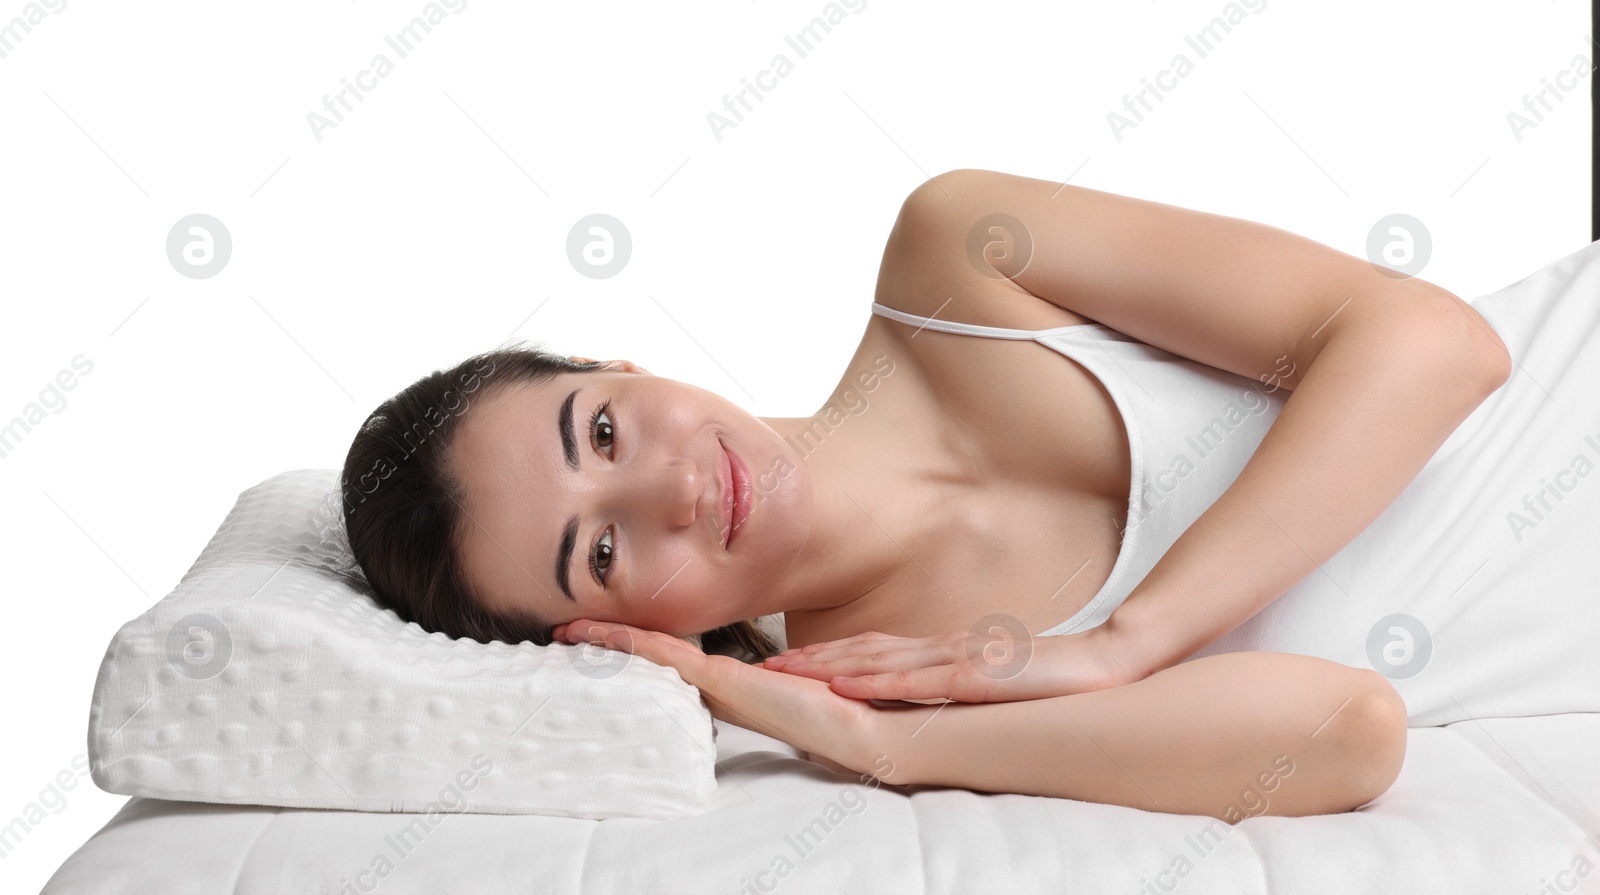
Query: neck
[{"left": 747, "top": 412, "right": 942, "bottom": 632}]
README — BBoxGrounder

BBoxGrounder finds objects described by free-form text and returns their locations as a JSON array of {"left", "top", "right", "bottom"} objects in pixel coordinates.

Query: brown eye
[
  {"left": 588, "top": 402, "right": 614, "bottom": 456},
  {"left": 589, "top": 529, "right": 614, "bottom": 585}
]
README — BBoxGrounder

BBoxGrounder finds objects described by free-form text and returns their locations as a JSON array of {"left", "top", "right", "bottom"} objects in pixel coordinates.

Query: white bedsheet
[{"left": 42, "top": 712, "right": 1600, "bottom": 893}]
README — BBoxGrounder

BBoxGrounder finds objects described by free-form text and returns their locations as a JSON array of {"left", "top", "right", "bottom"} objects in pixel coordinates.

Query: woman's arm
[
  {"left": 847, "top": 650, "right": 1407, "bottom": 821},
  {"left": 1094, "top": 301, "right": 1506, "bottom": 682},
  {"left": 900, "top": 169, "right": 1512, "bottom": 684}
]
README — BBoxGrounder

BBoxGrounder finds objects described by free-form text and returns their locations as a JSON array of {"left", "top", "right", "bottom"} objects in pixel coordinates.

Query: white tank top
[
  {"left": 868, "top": 301, "right": 1288, "bottom": 640},
  {"left": 868, "top": 238, "right": 1600, "bottom": 728}
]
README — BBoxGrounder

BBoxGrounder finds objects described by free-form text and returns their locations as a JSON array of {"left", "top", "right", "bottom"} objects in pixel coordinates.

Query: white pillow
[{"left": 87, "top": 469, "right": 718, "bottom": 820}]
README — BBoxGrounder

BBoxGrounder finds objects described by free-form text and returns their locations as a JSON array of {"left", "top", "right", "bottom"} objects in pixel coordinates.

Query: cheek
[{"left": 634, "top": 572, "right": 718, "bottom": 631}]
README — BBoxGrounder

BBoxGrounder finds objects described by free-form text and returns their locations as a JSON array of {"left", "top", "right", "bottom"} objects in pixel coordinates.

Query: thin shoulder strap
[{"left": 870, "top": 301, "right": 1089, "bottom": 340}]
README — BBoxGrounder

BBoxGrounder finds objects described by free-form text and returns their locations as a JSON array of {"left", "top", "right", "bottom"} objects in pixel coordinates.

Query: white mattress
[
  {"left": 42, "top": 711, "right": 1600, "bottom": 893},
  {"left": 48, "top": 241, "right": 1600, "bottom": 890}
]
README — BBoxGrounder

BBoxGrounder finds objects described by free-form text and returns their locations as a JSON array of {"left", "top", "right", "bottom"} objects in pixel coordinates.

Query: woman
[{"left": 342, "top": 168, "right": 1510, "bottom": 822}]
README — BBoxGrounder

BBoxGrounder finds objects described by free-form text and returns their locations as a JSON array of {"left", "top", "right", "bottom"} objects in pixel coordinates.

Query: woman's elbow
[{"left": 1336, "top": 671, "right": 1410, "bottom": 810}]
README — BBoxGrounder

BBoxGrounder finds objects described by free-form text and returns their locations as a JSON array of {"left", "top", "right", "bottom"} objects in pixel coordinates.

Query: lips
[
  {"left": 717, "top": 441, "right": 735, "bottom": 549},
  {"left": 717, "top": 439, "right": 752, "bottom": 550}
]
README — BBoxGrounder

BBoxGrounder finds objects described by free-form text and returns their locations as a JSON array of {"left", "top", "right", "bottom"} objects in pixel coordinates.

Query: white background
[{"left": 0, "top": 0, "right": 1590, "bottom": 889}]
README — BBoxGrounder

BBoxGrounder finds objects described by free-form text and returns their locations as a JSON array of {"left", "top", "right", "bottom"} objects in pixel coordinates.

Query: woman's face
[{"left": 450, "top": 360, "right": 813, "bottom": 637}]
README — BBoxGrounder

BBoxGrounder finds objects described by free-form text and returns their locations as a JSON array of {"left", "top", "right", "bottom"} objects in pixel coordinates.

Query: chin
[{"left": 632, "top": 611, "right": 716, "bottom": 640}]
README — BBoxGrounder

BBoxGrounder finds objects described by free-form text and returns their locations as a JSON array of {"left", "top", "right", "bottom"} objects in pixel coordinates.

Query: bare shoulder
[
  {"left": 810, "top": 169, "right": 1111, "bottom": 441},
  {"left": 870, "top": 170, "right": 1097, "bottom": 334},
  {"left": 822, "top": 170, "right": 1104, "bottom": 414}
]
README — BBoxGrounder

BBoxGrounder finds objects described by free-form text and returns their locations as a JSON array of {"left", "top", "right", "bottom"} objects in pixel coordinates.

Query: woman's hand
[
  {"left": 761, "top": 623, "right": 1131, "bottom": 703},
  {"left": 553, "top": 620, "right": 873, "bottom": 774}
]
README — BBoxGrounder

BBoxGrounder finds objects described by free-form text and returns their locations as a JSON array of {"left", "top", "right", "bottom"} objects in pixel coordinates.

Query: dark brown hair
[{"left": 340, "top": 341, "right": 781, "bottom": 662}]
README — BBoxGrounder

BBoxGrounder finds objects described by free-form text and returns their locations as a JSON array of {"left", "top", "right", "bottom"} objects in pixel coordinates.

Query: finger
[
  {"left": 773, "top": 631, "right": 889, "bottom": 662},
  {"left": 769, "top": 639, "right": 949, "bottom": 677},
  {"left": 786, "top": 630, "right": 898, "bottom": 657},
  {"left": 774, "top": 640, "right": 942, "bottom": 667},
  {"left": 825, "top": 665, "right": 974, "bottom": 702},
  {"left": 559, "top": 619, "right": 615, "bottom": 644},
  {"left": 776, "top": 633, "right": 943, "bottom": 668},
  {"left": 765, "top": 645, "right": 953, "bottom": 681},
  {"left": 591, "top": 626, "right": 713, "bottom": 684},
  {"left": 560, "top": 621, "right": 687, "bottom": 664},
  {"left": 562, "top": 619, "right": 670, "bottom": 650}
]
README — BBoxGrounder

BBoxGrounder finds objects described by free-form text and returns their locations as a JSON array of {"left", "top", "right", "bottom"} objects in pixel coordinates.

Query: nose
[{"left": 611, "top": 453, "right": 701, "bottom": 530}]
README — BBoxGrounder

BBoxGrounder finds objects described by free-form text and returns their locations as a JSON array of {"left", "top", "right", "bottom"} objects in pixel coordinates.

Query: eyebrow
[{"left": 554, "top": 387, "right": 581, "bottom": 602}]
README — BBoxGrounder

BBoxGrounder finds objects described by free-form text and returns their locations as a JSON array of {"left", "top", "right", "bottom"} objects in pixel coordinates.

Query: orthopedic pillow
[{"left": 87, "top": 469, "right": 720, "bottom": 820}]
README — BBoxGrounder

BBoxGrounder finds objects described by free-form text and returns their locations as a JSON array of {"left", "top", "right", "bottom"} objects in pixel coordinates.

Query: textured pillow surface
[{"left": 87, "top": 469, "right": 718, "bottom": 820}]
